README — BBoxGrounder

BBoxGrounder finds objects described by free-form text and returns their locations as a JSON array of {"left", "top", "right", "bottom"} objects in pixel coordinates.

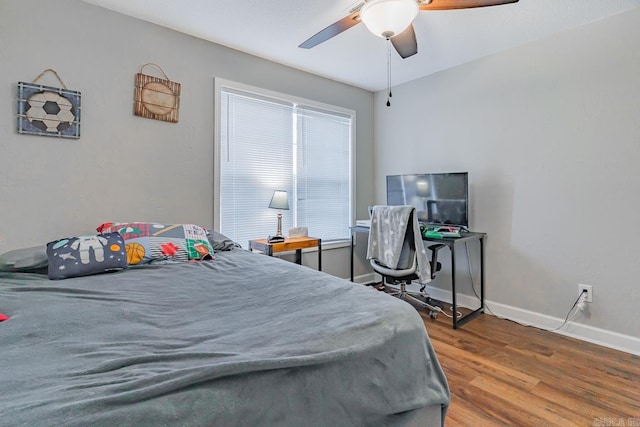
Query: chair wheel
[{"left": 429, "top": 311, "right": 438, "bottom": 319}]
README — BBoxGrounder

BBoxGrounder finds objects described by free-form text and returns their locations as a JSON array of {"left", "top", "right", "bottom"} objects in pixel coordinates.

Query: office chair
[{"left": 368, "top": 207, "right": 444, "bottom": 318}]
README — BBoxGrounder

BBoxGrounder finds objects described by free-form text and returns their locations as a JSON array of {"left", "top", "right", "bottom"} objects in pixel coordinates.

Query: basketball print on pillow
[{"left": 125, "top": 242, "right": 146, "bottom": 265}]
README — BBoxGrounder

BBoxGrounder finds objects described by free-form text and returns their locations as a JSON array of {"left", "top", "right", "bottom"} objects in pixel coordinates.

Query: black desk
[{"left": 350, "top": 226, "right": 486, "bottom": 329}]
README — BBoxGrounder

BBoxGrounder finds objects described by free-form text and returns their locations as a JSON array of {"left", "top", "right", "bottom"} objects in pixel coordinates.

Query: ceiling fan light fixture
[{"left": 360, "top": 0, "right": 419, "bottom": 39}]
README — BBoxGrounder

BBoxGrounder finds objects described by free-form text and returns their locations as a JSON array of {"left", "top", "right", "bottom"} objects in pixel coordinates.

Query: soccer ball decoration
[
  {"left": 17, "top": 81, "right": 81, "bottom": 139},
  {"left": 25, "top": 91, "right": 75, "bottom": 132}
]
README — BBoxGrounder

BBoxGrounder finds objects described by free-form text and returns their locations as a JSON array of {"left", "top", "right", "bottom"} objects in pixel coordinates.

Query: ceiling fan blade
[
  {"left": 299, "top": 10, "right": 362, "bottom": 49},
  {"left": 391, "top": 24, "right": 418, "bottom": 59},
  {"left": 419, "top": 0, "right": 518, "bottom": 11}
]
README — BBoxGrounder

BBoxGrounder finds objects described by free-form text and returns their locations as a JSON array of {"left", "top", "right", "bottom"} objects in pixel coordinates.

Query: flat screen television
[{"left": 386, "top": 172, "right": 469, "bottom": 227}]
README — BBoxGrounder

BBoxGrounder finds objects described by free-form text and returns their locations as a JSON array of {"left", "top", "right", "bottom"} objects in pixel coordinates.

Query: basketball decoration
[
  {"left": 125, "top": 242, "right": 145, "bottom": 265},
  {"left": 134, "top": 63, "right": 180, "bottom": 123},
  {"left": 17, "top": 69, "right": 81, "bottom": 139}
]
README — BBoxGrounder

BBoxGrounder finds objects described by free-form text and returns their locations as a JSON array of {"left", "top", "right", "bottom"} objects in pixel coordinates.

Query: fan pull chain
[{"left": 386, "top": 38, "right": 392, "bottom": 107}]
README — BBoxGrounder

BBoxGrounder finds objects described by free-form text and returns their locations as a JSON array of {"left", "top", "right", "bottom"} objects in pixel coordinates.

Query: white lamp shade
[
  {"left": 269, "top": 190, "right": 289, "bottom": 210},
  {"left": 360, "top": 0, "right": 419, "bottom": 39}
]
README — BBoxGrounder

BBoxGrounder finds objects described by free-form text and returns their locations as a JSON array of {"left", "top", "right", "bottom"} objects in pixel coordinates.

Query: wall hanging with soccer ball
[
  {"left": 134, "top": 63, "right": 180, "bottom": 123},
  {"left": 17, "top": 69, "right": 81, "bottom": 139}
]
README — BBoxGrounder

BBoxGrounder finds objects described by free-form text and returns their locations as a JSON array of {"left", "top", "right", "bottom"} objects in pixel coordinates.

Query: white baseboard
[
  {"left": 419, "top": 284, "right": 640, "bottom": 356},
  {"left": 485, "top": 300, "right": 640, "bottom": 356},
  {"left": 355, "top": 277, "right": 639, "bottom": 355}
]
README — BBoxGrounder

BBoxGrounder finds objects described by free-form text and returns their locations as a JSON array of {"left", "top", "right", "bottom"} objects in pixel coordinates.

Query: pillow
[
  {"left": 47, "top": 232, "right": 128, "bottom": 280},
  {"left": 0, "top": 245, "right": 48, "bottom": 272},
  {"left": 97, "top": 222, "right": 214, "bottom": 265},
  {"left": 207, "top": 230, "right": 242, "bottom": 251}
]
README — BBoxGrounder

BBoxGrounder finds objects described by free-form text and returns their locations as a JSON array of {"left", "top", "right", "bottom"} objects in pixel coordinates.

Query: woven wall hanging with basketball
[
  {"left": 17, "top": 69, "right": 81, "bottom": 139},
  {"left": 134, "top": 63, "right": 181, "bottom": 123}
]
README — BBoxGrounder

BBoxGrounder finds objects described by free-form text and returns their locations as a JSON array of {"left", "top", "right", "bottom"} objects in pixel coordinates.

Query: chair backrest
[
  {"left": 369, "top": 207, "right": 418, "bottom": 278},
  {"left": 396, "top": 210, "right": 416, "bottom": 270},
  {"left": 369, "top": 206, "right": 443, "bottom": 282}
]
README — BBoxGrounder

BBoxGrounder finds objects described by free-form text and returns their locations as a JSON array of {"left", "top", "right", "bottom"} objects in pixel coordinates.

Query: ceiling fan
[{"left": 299, "top": 0, "right": 520, "bottom": 59}]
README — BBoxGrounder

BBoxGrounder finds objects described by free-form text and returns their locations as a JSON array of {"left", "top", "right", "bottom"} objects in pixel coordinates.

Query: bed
[{"left": 0, "top": 232, "right": 450, "bottom": 426}]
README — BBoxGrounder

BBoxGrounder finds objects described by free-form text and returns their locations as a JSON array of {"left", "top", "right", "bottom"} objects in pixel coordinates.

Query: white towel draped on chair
[{"left": 366, "top": 205, "right": 432, "bottom": 285}]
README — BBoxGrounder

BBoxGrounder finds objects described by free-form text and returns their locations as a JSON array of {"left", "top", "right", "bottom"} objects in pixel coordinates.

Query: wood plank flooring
[{"left": 418, "top": 308, "right": 640, "bottom": 426}]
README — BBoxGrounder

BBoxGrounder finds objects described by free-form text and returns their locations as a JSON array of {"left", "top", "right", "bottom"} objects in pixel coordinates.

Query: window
[{"left": 215, "top": 81, "right": 354, "bottom": 248}]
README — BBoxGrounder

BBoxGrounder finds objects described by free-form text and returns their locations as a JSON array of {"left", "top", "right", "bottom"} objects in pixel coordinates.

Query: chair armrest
[
  {"left": 428, "top": 243, "right": 445, "bottom": 253},
  {"left": 427, "top": 244, "right": 446, "bottom": 280}
]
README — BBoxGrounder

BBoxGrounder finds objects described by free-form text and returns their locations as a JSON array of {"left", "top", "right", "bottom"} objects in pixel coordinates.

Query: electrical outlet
[{"left": 578, "top": 284, "right": 593, "bottom": 303}]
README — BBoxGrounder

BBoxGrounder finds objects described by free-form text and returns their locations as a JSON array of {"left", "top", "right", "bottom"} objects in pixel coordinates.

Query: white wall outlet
[{"left": 578, "top": 284, "right": 593, "bottom": 303}]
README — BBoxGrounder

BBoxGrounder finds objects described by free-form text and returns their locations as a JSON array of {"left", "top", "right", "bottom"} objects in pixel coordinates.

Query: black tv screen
[{"left": 386, "top": 172, "right": 469, "bottom": 227}]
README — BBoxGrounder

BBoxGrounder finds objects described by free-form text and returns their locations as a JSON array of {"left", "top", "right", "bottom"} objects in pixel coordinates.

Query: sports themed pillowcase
[
  {"left": 47, "top": 232, "right": 128, "bottom": 280},
  {"left": 96, "top": 222, "right": 214, "bottom": 265}
]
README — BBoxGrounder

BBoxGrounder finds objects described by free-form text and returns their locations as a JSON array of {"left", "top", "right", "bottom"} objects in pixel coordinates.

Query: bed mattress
[{"left": 0, "top": 248, "right": 449, "bottom": 426}]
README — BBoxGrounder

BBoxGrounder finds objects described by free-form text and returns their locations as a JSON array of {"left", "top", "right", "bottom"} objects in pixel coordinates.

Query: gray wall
[
  {"left": 371, "top": 8, "right": 640, "bottom": 338},
  {"left": 0, "top": 0, "right": 374, "bottom": 279}
]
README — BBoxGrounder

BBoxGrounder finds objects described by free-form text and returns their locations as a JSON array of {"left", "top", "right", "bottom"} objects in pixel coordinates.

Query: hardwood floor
[{"left": 419, "top": 309, "right": 640, "bottom": 426}]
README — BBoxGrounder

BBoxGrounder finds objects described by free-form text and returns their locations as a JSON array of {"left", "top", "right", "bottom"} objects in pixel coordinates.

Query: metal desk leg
[
  {"left": 350, "top": 230, "right": 355, "bottom": 282},
  {"left": 295, "top": 249, "right": 302, "bottom": 265},
  {"left": 480, "top": 236, "right": 484, "bottom": 311},
  {"left": 451, "top": 244, "right": 458, "bottom": 329},
  {"left": 318, "top": 240, "right": 322, "bottom": 271},
  {"left": 454, "top": 237, "right": 485, "bottom": 328}
]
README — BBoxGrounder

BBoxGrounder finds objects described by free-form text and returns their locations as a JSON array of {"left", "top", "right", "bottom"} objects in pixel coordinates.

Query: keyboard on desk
[{"left": 421, "top": 224, "right": 464, "bottom": 238}]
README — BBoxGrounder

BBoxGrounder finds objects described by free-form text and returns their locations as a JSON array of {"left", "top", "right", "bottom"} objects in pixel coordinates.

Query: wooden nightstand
[{"left": 248, "top": 236, "right": 321, "bottom": 271}]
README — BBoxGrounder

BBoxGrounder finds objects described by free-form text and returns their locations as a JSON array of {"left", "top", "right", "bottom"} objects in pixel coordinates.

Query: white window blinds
[
  {"left": 219, "top": 86, "right": 353, "bottom": 248},
  {"left": 296, "top": 106, "right": 352, "bottom": 241}
]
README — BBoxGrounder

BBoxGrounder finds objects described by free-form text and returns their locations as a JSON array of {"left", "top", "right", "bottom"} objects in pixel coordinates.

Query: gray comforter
[{"left": 0, "top": 248, "right": 449, "bottom": 426}]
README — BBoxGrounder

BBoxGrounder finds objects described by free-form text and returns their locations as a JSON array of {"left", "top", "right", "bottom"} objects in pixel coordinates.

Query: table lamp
[{"left": 268, "top": 190, "right": 289, "bottom": 241}]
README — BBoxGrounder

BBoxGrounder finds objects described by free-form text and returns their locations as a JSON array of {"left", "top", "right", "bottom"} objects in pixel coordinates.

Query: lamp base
[
  {"left": 267, "top": 235, "right": 285, "bottom": 243},
  {"left": 275, "top": 211, "right": 284, "bottom": 237}
]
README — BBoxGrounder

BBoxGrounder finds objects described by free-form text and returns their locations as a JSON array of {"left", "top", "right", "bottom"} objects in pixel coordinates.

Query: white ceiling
[{"left": 82, "top": 0, "right": 640, "bottom": 92}]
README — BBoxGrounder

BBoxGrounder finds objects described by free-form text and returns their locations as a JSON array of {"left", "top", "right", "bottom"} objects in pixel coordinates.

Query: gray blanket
[
  {"left": 0, "top": 248, "right": 449, "bottom": 426},
  {"left": 367, "top": 205, "right": 432, "bottom": 284}
]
